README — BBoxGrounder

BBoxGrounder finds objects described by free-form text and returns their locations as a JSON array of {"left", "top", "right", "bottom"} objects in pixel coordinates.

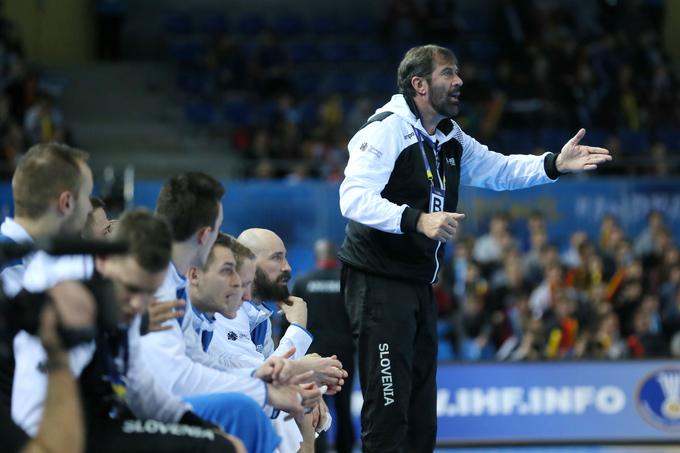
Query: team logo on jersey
[
  {"left": 359, "top": 142, "right": 382, "bottom": 158},
  {"left": 637, "top": 367, "right": 680, "bottom": 431},
  {"left": 446, "top": 157, "right": 456, "bottom": 166},
  {"left": 227, "top": 331, "right": 238, "bottom": 341}
]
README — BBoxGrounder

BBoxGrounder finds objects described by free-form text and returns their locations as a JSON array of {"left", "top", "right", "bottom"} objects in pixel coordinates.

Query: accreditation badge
[{"left": 429, "top": 186, "right": 445, "bottom": 213}]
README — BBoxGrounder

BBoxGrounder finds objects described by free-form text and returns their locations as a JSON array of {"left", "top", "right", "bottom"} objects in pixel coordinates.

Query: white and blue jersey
[
  {"left": 206, "top": 301, "right": 314, "bottom": 453},
  {"left": 0, "top": 218, "right": 34, "bottom": 297},
  {"left": 245, "top": 301, "right": 313, "bottom": 360},
  {"left": 139, "top": 262, "right": 272, "bottom": 412}
]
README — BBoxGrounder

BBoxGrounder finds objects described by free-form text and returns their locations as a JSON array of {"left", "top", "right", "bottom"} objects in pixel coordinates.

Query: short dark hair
[
  {"left": 204, "top": 232, "right": 235, "bottom": 269},
  {"left": 228, "top": 235, "right": 256, "bottom": 271},
  {"left": 397, "top": 44, "right": 456, "bottom": 98},
  {"left": 112, "top": 209, "right": 172, "bottom": 273},
  {"left": 155, "top": 172, "right": 224, "bottom": 241},
  {"left": 12, "top": 143, "right": 89, "bottom": 219},
  {"left": 90, "top": 196, "right": 106, "bottom": 211}
]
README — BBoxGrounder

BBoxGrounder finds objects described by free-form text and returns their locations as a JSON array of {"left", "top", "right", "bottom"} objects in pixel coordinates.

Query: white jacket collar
[
  {"left": 375, "top": 94, "right": 459, "bottom": 143},
  {"left": 0, "top": 217, "right": 33, "bottom": 243}
]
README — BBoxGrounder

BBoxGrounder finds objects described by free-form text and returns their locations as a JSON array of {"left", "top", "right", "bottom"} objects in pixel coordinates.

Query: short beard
[
  {"left": 429, "top": 85, "right": 459, "bottom": 118},
  {"left": 253, "top": 267, "right": 290, "bottom": 302}
]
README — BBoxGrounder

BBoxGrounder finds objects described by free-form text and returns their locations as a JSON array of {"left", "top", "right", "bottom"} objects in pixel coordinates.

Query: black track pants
[
  {"left": 342, "top": 265, "right": 437, "bottom": 453},
  {"left": 86, "top": 419, "right": 237, "bottom": 453}
]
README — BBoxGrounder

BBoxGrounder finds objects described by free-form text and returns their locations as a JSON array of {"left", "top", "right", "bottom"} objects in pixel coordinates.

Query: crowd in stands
[
  {"left": 166, "top": 0, "right": 679, "bottom": 179},
  {"left": 432, "top": 209, "right": 680, "bottom": 362},
  {"left": 0, "top": 12, "right": 70, "bottom": 180}
]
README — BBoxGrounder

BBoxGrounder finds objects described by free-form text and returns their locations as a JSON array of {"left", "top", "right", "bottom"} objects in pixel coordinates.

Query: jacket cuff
[
  {"left": 544, "top": 152, "right": 566, "bottom": 180},
  {"left": 400, "top": 207, "right": 422, "bottom": 233},
  {"left": 283, "top": 324, "right": 314, "bottom": 358}
]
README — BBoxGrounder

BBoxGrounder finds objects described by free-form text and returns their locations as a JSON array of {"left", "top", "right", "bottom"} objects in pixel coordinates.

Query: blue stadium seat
[
  {"left": 360, "top": 71, "right": 396, "bottom": 95},
  {"left": 198, "top": 13, "right": 228, "bottom": 35},
  {"left": 461, "top": 338, "right": 496, "bottom": 361},
  {"left": 237, "top": 14, "right": 266, "bottom": 35},
  {"left": 618, "top": 129, "right": 649, "bottom": 153},
  {"left": 355, "top": 43, "right": 389, "bottom": 63},
  {"left": 496, "top": 129, "right": 537, "bottom": 154},
  {"left": 310, "top": 15, "right": 343, "bottom": 35},
  {"left": 176, "top": 72, "right": 211, "bottom": 94},
  {"left": 341, "top": 98, "right": 355, "bottom": 115},
  {"left": 465, "top": 40, "right": 499, "bottom": 61},
  {"left": 292, "top": 71, "right": 322, "bottom": 96},
  {"left": 255, "top": 101, "right": 278, "bottom": 124},
  {"left": 461, "top": 14, "right": 491, "bottom": 34},
  {"left": 539, "top": 129, "right": 572, "bottom": 153},
  {"left": 166, "top": 40, "right": 207, "bottom": 65},
  {"left": 321, "top": 72, "right": 357, "bottom": 95},
  {"left": 162, "top": 13, "right": 193, "bottom": 35},
  {"left": 583, "top": 128, "right": 609, "bottom": 148},
  {"left": 346, "top": 16, "right": 379, "bottom": 35},
  {"left": 184, "top": 101, "right": 217, "bottom": 125},
  {"left": 222, "top": 99, "right": 252, "bottom": 125},
  {"left": 286, "top": 42, "right": 318, "bottom": 64},
  {"left": 437, "top": 320, "right": 452, "bottom": 337},
  {"left": 295, "top": 101, "right": 320, "bottom": 124},
  {"left": 657, "top": 128, "right": 680, "bottom": 150},
  {"left": 392, "top": 42, "right": 419, "bottom": 61},
  {"left": 437, "top": 340, "right": 455, "bottom": 361},
  {"left": 273, "top": 15, "right": 306, "bottom": 36},
  {"left": 318, "top": 42, "right": 353, "bottom": 63},
  {"left": 286, "top": 246, "right": 316, "bottom": 276}
]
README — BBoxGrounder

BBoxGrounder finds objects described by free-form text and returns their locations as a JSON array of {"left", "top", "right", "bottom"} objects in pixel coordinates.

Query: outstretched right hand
[{"left": 416, "top": 211, "right": 465, "bottom": 243}]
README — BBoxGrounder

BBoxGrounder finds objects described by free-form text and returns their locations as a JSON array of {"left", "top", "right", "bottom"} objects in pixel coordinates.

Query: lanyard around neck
[{"left": 412, "top": 126, "right": 445, "bottom": 189}]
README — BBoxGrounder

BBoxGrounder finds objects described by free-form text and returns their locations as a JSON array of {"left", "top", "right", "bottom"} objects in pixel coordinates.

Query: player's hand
[
  {"left": 255, "top": 350, "right": 295, "bottom": 383},
  {"left": 279, "top": 296, "right": 307, "bottom": 327},
  {"left": 416, "top": 211, "right": 465, "bottom": 243},
  {"left": 311, "top": 399, "right": 329, "bottom": 432},
  {"left": 290, "top": 354, "right": 347, "bottom": 394},
  {"left": 267, "top": 381, "right": 322, "bottom": 423},
  {"left": 557, "top": 128, "right": 612, "bottom": 172},
  {"left": 41, "top": 281, "right": 97, "bottom": 355},
  {"left": 147, "top": 299, "right": 185, "bottom": 332}
]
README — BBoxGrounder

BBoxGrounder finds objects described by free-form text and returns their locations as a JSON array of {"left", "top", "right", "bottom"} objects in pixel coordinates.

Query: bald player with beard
[{"left": 237, "top": 228, "right": 313, "bottom": 360}]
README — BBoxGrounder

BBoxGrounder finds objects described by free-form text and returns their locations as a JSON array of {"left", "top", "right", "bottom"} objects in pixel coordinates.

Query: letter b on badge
[{"left": 429, "top": 187, "right": 445, "bottom": 213}]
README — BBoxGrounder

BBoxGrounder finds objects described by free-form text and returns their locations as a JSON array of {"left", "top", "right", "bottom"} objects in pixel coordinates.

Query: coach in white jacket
[{"left": 338, "top": 45, "right": 612, "bottom": 452}]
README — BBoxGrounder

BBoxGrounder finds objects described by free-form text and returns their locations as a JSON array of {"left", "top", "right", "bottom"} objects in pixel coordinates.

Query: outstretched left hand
[{"left": 556, "top": 128, "right": 612, "bottom": 173}]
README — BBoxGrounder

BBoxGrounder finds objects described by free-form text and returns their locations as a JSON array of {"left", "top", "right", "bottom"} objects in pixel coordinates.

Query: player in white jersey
[
  {"left": 13, "top": 210, "right": 250, "bottom": 453},
  {"left": 190, "top": 233, "right": 347, "bottom": 452},
  {"left": 0, "top": 143, "right": 93, "bottom": 419},
  {"left": 138, "top": 173, "right": 322, "bottom": 450},
  {"left": 0, "top": 143, "right": 93, "bottom": 296}
]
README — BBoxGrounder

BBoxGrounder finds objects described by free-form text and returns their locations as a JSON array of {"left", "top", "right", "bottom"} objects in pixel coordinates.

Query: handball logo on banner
[{"left": 637, "top": 368, "right": 680, "bottom": 432}]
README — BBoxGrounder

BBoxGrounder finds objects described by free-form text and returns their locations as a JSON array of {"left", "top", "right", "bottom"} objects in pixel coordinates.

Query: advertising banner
[{"left": 432, "top": 361, "right": 680, "bottom": 444}]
